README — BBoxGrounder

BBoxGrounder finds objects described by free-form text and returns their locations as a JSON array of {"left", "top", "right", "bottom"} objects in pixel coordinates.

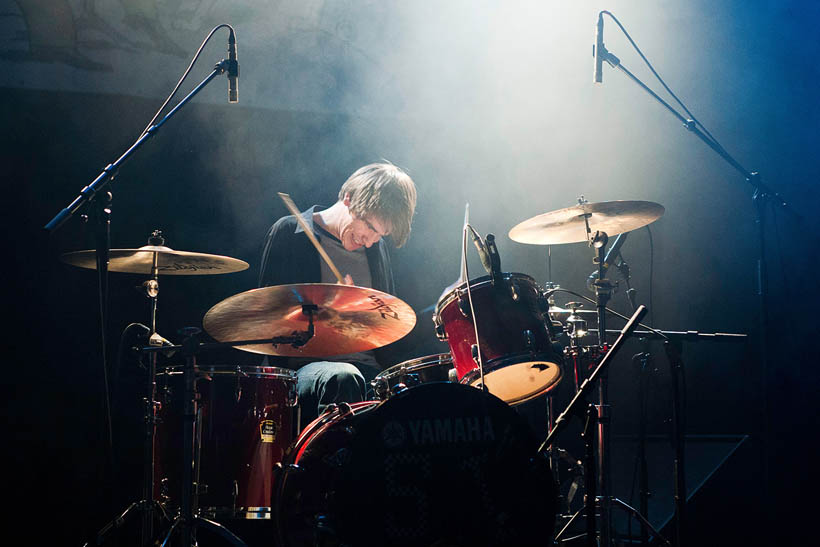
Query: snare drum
[
  {"left": 155, "top": 365, "right": 297, "bottom": 519},
  {"left": 274, "top": 382, "right": 557, "bottom": 547},
  {"left": 371, "top": 353, "right": 455, "bottom": 399},
  {"left": 434, "top": 273, "right": 562, "bottom": 405}
]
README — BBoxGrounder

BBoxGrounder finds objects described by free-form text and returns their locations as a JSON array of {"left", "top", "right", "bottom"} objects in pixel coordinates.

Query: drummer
[{"left": 259, "top": 162, "right": 418, "bottom": 424}]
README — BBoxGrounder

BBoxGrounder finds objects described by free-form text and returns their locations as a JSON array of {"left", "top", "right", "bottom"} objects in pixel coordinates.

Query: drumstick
[{"left": 277, "top": 192, "right": 345, "bottom": 284}]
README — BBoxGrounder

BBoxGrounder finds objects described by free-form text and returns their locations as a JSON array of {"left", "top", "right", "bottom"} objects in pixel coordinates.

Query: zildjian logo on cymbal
[{"left": 368, "top": 295, "right": 399, "bottom": 320}]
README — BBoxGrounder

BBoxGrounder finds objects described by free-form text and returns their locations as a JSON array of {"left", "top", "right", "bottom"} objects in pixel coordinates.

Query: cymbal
[
  {"left": 202, "top": 283, "right": 417, "bottom": 357},
  {"left": 549, "top": 306, "right": 597, "bottom": 315},
  {"left": 509, "top": 200, "right": 664, "bottom": 245},
  {"left": 61, "top": 245, "right": 249, "bottom": 275}
]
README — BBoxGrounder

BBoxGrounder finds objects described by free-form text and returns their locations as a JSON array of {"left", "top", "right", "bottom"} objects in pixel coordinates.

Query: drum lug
[
  {"left": 288, "top": 383, "right": 299, "bottom": 407},
  {"left": 509, "top": 280, "right": 520, "bottom": 301},
  {"left": 524, "top": 329, "right": 536, "bottom": 351},
  {"left": 456, "top": 289, "right": 471, "bottom": 317},
  {"left": 232, "top": 480, "right": 239, "bottom": 514},
  {"left": 434, "top": 317, "right": 447, "bottom": 340},
  {"left": 372, "top": 377, "right": 389, "bottom": 400},
  {"left": 159, "top": 477, "right": 170, "bottom": 503}
]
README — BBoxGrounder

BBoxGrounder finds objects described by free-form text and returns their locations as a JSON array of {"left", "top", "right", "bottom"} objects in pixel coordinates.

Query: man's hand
[{"left": 340, "top": 274, "right": 354, "bottom": 285}]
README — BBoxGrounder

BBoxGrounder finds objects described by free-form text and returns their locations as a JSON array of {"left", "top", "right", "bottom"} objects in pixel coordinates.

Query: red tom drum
[
  {"left": 155, "top": 365, "right": 297, "bottom": 519},
  {"left": 434, "top": 273, "right": 562, "bottom": 405}
]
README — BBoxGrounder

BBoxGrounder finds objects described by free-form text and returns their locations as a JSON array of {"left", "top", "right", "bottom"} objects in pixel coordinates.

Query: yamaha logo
[{"left": 382, "top": 420, "right": 407, "bottom": 448}]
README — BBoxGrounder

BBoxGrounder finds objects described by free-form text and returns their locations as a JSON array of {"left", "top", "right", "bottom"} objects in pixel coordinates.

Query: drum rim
[
  {"left": 375, "top": 353, "right": 453, "bottom": 380},
  {"left": 157, "top": 364, "right": 297, "bottom": 379},
  {"left": 289, "top": 400, "right": 381, "bottom": 464},
  {"left": 433, "top": 272, "right": 539, "bottom": 317}
]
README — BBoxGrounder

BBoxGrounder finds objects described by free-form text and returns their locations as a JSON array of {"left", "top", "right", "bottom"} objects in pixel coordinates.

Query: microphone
[
  {"left": 227, "top": 28, "right": 239, "bottom": 103},
  {"left": 594, "top": 12, "right": 604, "bottom": 84},
  {"left": 486, "top": 234, "right": 501, "bottom": 276},
  {"left": 586, "top": 231, "right": 629, "bottom": 291},
  {"left": 467, "top": 224, "right": 493, "bottom": 275}
]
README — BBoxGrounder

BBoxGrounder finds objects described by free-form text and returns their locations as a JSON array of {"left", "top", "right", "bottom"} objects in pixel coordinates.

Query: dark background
[{"left": 2, "top": 1, "right": 818, "bottom": 545}]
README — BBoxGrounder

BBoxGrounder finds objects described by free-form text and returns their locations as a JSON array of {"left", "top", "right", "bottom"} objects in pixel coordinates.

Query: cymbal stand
[
  {"left": 141, "top": 312, "right": 317, "bottom": 547},
  {"left": 588, "top": 232, "right": 664, "bottom": 547},
  {"left": 83, "top": 230, "right": 177, "bottom": 547},
  {"left": 589, "top": 230, "right": 614, "bottom": 547},
  {"left": 540, "top": 305, "right": 668, "bottom": 547},
  {"left": 140, "top": 230, "right": 169, "bottom": 543},
  {"left": 159, "top": 327, "right": 248, "bottom": 547}
]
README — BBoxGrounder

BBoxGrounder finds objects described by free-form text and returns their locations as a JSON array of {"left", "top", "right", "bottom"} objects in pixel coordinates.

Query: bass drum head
[{"left": 276, "top": 382, "right": 557, "bottom": 547}]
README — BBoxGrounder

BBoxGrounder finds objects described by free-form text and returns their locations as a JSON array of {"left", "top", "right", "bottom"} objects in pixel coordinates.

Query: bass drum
[{"left": 275, "top": 382, "right": 557, "bottom": 547}]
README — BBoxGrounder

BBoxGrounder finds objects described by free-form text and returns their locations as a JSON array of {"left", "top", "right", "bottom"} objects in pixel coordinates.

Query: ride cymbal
[
  {"left": 202, "top": 283, "right": 416, "bottom": 357},
  {"left": 509, "top": 200, "right": 664, "bottom": 245}
]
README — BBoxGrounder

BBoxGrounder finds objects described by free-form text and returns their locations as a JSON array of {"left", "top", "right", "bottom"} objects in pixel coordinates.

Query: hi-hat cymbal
[
  {"left": 509, "top": 200, "right": 664, "bottom": 245},
  {"left": 61, "top": 245, "right": 249, "bottom": 275},
  {"left": 548, "top": 306, "right": 597, "bottom": 315},
  {"left": 202, "top": 283, "right": 417, "bottom": 357}
]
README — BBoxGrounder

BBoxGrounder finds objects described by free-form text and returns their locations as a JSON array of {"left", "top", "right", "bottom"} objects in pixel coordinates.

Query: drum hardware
[
  {"left": 540, "top": 305, "right": 670, "bottom": 547},
  {"left": 150, "top": 328, "right": 248, "bottom": 547},
  {"left": 544, "top": 296, "right": 747, "bottom": 547},
  {"left": 69, "top": 230, "right": 251, "bottom": 547},
  {"left": 512, "top": 199, "right": 665, "bottom": 546}
]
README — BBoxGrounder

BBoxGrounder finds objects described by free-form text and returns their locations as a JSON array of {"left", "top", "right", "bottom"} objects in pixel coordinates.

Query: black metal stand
[
  {"left": 664, "top": 339, "right": 687, "bottom": 547},
  {"left": 541, "top": 305, "right": 669, "bottom": 546},
  {"left": 596, "top": 16, "right": 807, "bottom": 542},
  {"left": 590, "top": 235, "right": 614, "bottom": 547},
  {"left": 159, "top": 328, "right": 247, "bottom": 547},
  {"left": 46, "top": 54, "right": 236, "bottom": 547},
  {"left": 136, "top": 313, "right": 316, "bottom": 547}
]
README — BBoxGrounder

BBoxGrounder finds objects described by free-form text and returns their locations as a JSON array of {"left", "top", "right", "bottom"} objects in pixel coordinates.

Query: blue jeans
[{"left": 296, "top": 361, "right": 379, "bottom": 427}]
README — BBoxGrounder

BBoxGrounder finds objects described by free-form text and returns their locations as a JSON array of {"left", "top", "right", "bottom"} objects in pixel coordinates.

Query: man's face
[{"left": 339, "top": 194, "right": 390, "bottom": 251}]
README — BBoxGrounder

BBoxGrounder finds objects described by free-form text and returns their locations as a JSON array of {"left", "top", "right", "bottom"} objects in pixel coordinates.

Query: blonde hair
[{"left": 338, "top": 162, "right": 417, "bottom": 247}]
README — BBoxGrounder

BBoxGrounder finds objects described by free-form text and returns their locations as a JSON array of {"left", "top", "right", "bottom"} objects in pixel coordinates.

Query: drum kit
[{"left": 68, "top": 198, "right": 716, "bottom": 547}]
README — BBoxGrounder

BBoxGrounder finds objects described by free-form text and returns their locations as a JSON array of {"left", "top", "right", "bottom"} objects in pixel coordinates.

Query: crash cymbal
[
  {"left": 202, "top": 283, "right": 417, "bottom": 357},
  {"left": 61, "top": 245, "right": 249, "bottom": 275},
  {"left": 509, "top": 200, "right": 664, "bottom": 245}
]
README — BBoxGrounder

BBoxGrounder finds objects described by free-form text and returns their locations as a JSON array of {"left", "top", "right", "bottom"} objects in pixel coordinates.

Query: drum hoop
[
  {"left": 291, "top": 400, "right": 380, "bottom": 463},
  {"left": 375, "top": 353, "right": 453, "bottom": 380},
  {"left": 157, "top": 365, "right": 297, "bottom": 380},
  {"left": 433, "top": 272, "right": 539, "bottom": 318}
]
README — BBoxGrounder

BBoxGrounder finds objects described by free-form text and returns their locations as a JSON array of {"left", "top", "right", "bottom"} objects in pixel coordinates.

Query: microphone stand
[
  {"left": 613, "top": 253, "right": 652, "bottom": 547},
  {"left": 45, "top": 57, "right": 237, "bottom": 547},
  {"left": 597, "top": 29, "right": 806, "bottom": 539}
]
